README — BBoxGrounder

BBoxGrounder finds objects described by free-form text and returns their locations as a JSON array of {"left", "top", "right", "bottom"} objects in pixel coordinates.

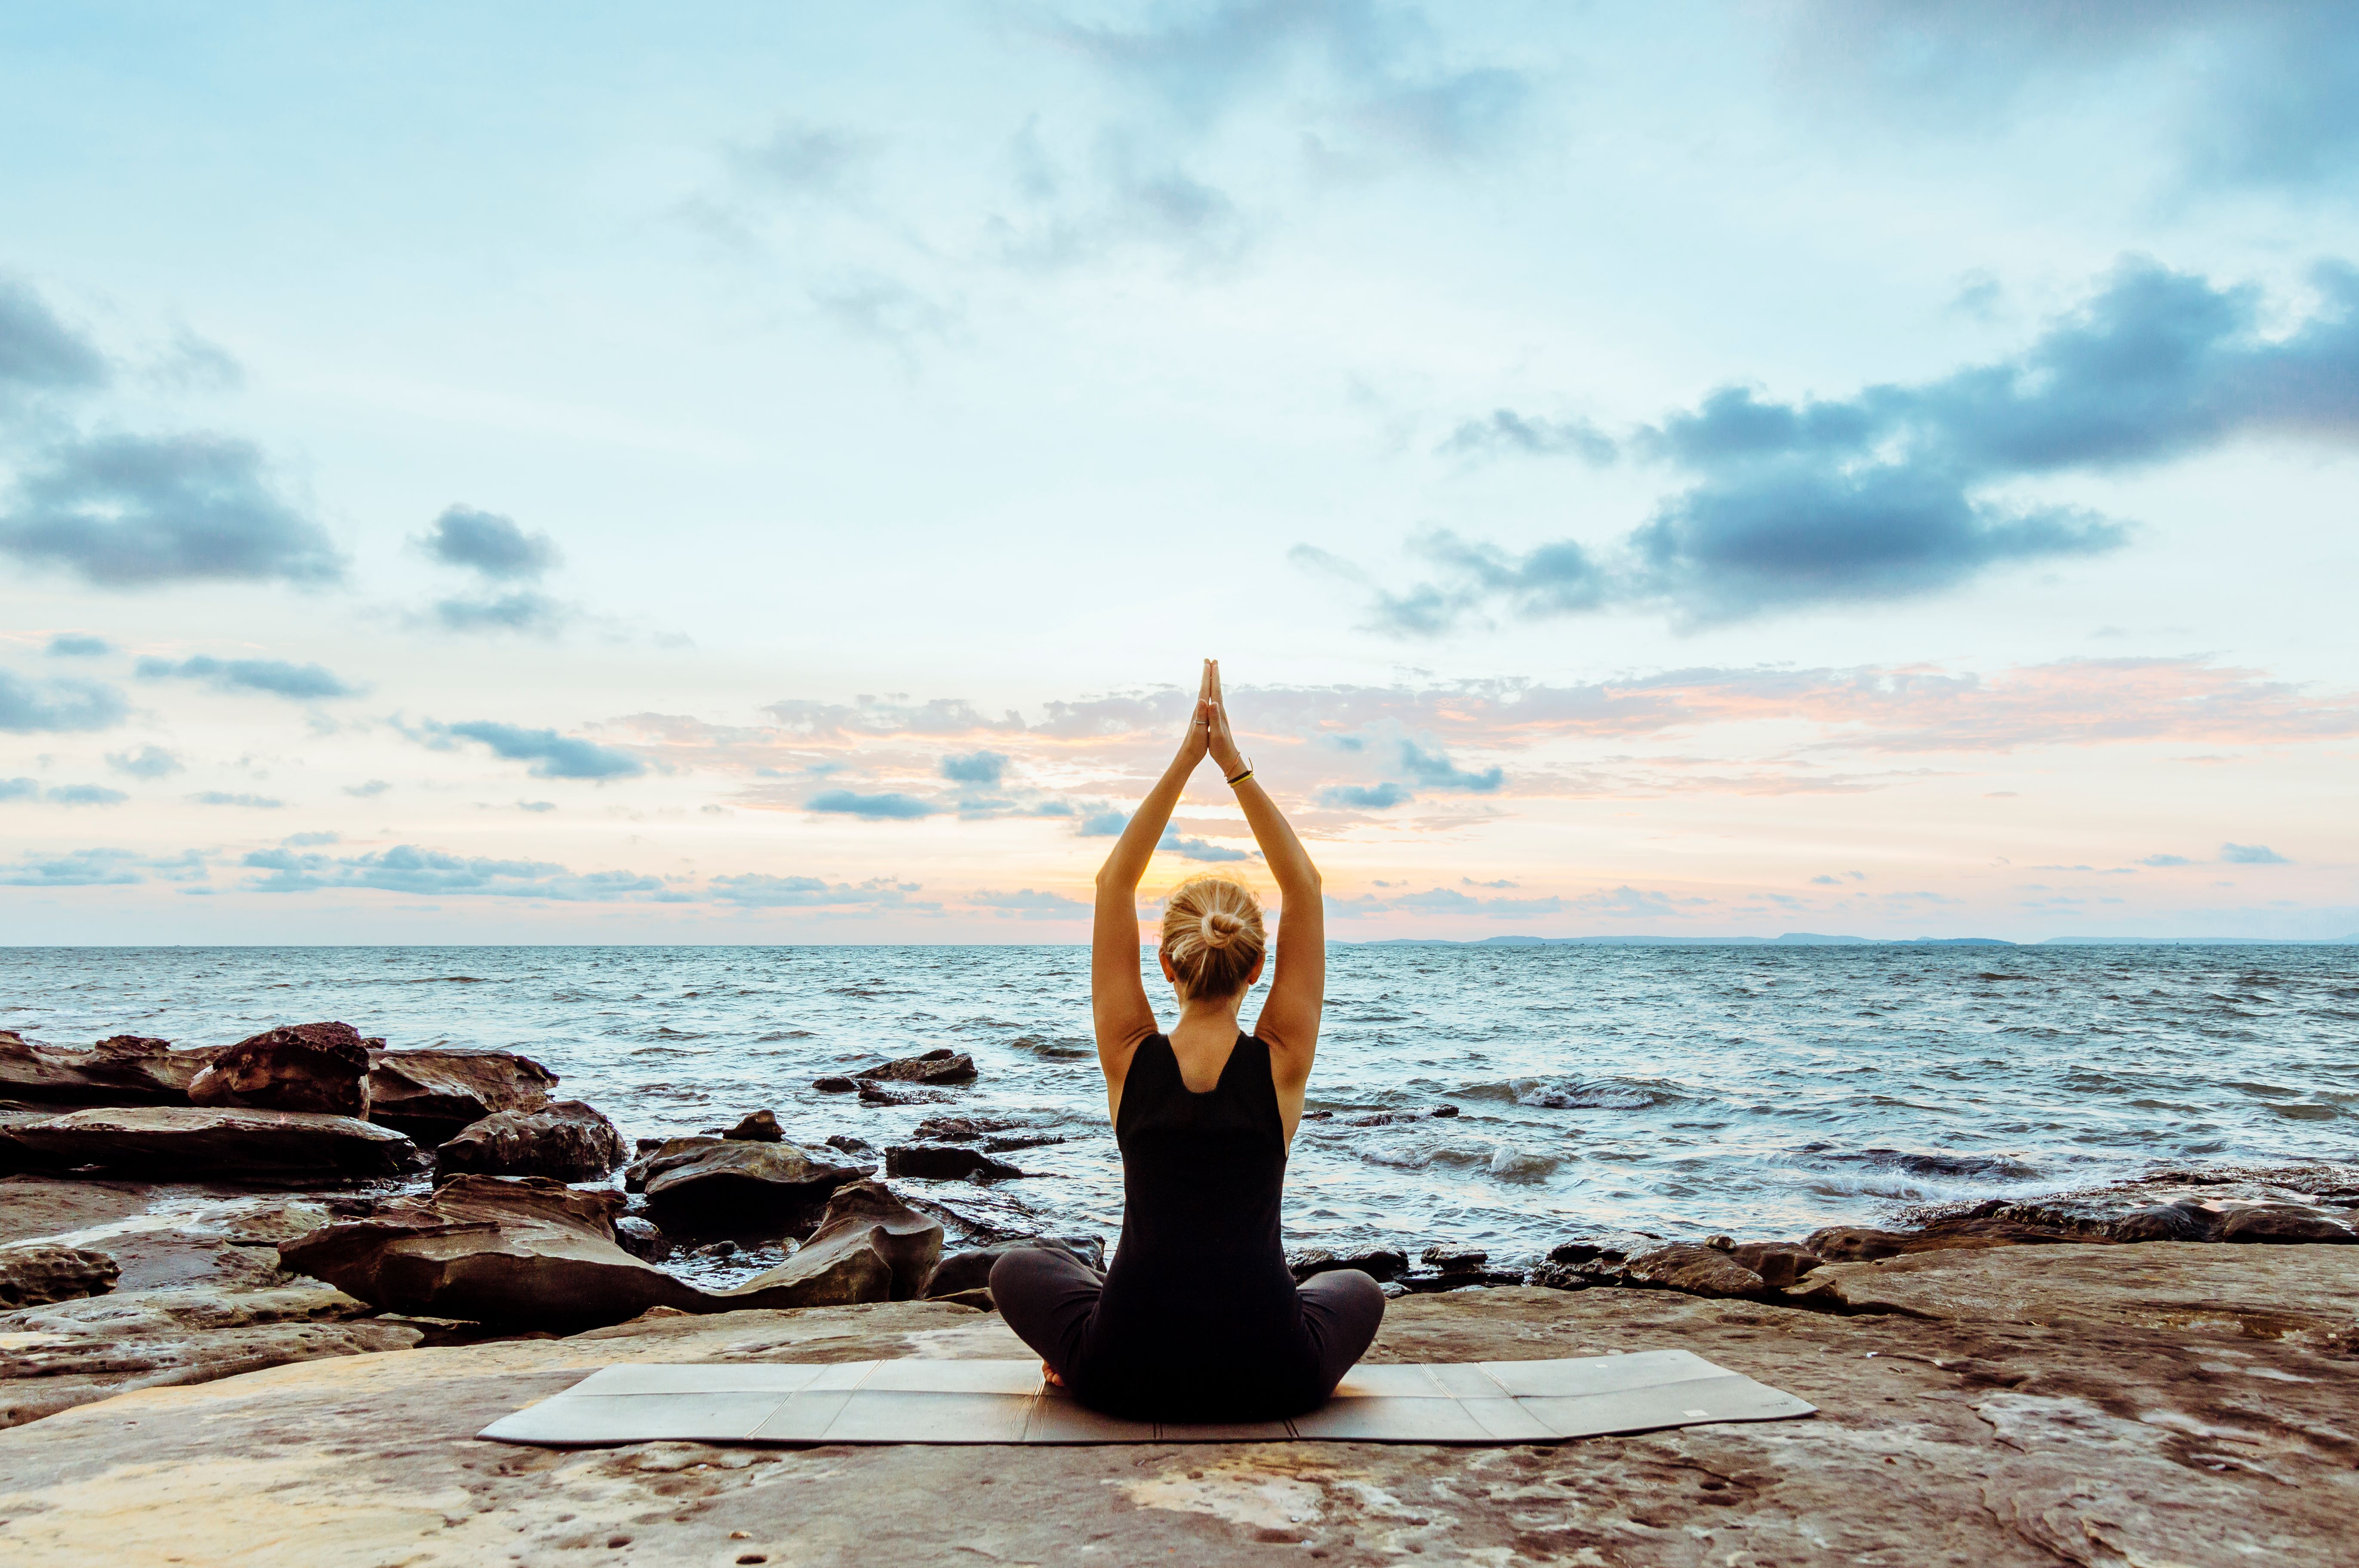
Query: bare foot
[{"left": 1040, "top": 1359, "right": 1067, "bottom": 1388}]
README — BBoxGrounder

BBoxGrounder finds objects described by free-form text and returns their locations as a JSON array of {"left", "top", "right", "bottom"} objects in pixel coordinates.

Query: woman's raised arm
[
  {"left": 1091, "top": 661, "right": 1215, "bottom": 1077},
  {"left": 1201, "top": 663, "right": 1324, "bottom": 1082}
]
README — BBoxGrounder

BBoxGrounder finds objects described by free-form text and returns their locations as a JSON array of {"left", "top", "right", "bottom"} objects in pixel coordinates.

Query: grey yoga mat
[{"left": 477, "top": 1348, "right": 1815, "bottom": 1447}]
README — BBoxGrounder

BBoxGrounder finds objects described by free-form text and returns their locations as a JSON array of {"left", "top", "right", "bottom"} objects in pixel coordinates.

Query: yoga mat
[{"left": 477, "top": 1349, "right": 1815, "bottom": 1447}]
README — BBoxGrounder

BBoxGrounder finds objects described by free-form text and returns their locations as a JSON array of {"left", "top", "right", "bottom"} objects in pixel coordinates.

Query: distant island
[{"left": 1358, "top": 933, "right": 2356, "bottom": 947}]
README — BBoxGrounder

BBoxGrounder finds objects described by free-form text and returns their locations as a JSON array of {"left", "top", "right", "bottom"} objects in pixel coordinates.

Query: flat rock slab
[
  {"left": 479, "top": 1350, "right": 1814, "bottom": 1446},
  {"left": 3, "top": 1250, "right": 2356, "bottom": 1566}
]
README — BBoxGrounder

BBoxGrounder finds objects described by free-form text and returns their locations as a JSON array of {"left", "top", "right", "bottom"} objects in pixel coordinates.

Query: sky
[{"left": 2, "top": 0, "right": 2356, "bottom": 944}]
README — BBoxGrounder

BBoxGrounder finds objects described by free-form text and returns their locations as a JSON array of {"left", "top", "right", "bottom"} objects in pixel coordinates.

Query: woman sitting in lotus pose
[{"left": 992, "top": 660, "right": 1384, "bottom": 1420}]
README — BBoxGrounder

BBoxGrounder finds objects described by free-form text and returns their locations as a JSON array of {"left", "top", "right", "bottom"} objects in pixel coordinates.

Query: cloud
[
  {"left": 1782, "top": 3, "right": 2359, "bottom": 197},
  {"left": 730, "top": 120, "right": 879, "bottom": 198},
  {"left": 806, "top": 788, "right": 936, "bottom": 819},
  {"left": 190, "top": 790, "right": 283, "bottom": 808},
  {"left": 0, "top": 278, "right": 109, "bottom": 403},
  {"left": 0, "top": 669, "right": 127, "bottom": 732},
  {"left": 970, "top": 887, "right": 1091, "bottom": 919},
  {"left": 243, "top": 843, "right": 667, "bottom": 900},
  {"left": 0, "top": 434, "right": 342, "bottom": 588},
  {"left": 0, "top": 847, "right": 149, "bottom": 886},
  {"left": 439, "top": 720, "right": 646, "bottom": 781},
  {"left": 46, "top": 633, "right": 111, "bottom": 657},
  {"left": 106, "top": 744, "right": 182, "bottom": 779},
  {"left": 1317, "top": 781, "right": 1414, "bottom": 809},
  {"left": 706, "top": 873, "right": 930, "bottom": 909},
  {"left": 1159, "top": 828, "right": 1249, "bottom": 862},
  {"left": 419, "top": 504, "right": 559, "bottom": 580},
  {"left": 1346, "top": 257, "right": 2359, "bottom": 629},
  {"left": 1077, "top": 808, "right": 1130, "bottom": 836},
  {"left": 137, "top": 654, "right": 360, "bottom": 701},
  {"left": 45, "top": 784, "right": 126, "bottom": 806},
  {"left": 2220, "top": 842, "right": 2289, "bottom": 865},
  {"left": 282, "top": 831, "right": 339, "bottom": 847},
  {"left": 429, "top": 591, "right": 570, "bottom": 635},
  {"left": 1398, "top": 741, "right": 1502, "bottom": 792},
  {"left": 345, "top": 779, "right": 390, "bottom": 798},
  {"left": 2139, "top": 853, "right": 2193, "bottom": 867},
  {"left": 940, "top": 750, "right": 1010, "bottom": 785},
  {"left": 1439, "top": 410, "right": 1617, "bottom": 464}
]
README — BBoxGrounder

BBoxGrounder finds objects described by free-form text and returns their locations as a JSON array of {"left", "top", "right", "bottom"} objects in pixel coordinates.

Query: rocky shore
[{"left": 4, "top": 1019, "right": 2356, "bottom": 1563}]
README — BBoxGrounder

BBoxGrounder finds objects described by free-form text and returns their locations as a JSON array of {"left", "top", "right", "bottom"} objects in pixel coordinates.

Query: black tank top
[{"left": 1082, "top": 1032, "right": 1314, "bottom": 1417}]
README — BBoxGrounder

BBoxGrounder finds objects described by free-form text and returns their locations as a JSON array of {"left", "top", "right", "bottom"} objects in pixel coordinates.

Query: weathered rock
[
  {"left": 732, "top": 1181, "right": 942, "bottom": 1307},
  {"left": 811, "top": 1076, "right": 857, "bottom": 1093},
  {"left": 1286, "top": 1246, "right": 1410, "bottom": 1284},
  {"left": 2216, "top": 1202, "right": 2356, "bottom": 1243},
  {"left": 622, "top": 1135, "right": 721, "bottom": 1192},
  {"left": 0, "top": 1245, "right": 119, "bottom": 1310},
  {"left": 1804, "top": 1214, "right": 2105, "bottom": 1261},
  {"left": 613, "top": 1216, "right": 669, "bottom": 1263},
  {"left": 432, "top": 1100, "right": 627, "bottom": 1183},
  {"left": 13, "top": 1249, "right": 2357, "bottom": 1565},
  {"left": 921, "top": 1234, "right": 1106, "bottom": 1299},
  {"left": 1728, "top": 1241, "right": 1824, "bottom": 1289},
  {"left": 187, "top": 1023, "right": 371, "bottom": 1118},
  {"left": 1618, "top": 1242, "right": 1770, "bottom": 1299},
  {"left": 912, "top": 1114, "right": 1022, "bottom": 1142},
  {"left": 365, "top": 1046, "right": 557, "bottom": 1144},
  {"left": 855, "top": 1048, "right": 977, "bottom": 1086},
  {"left": 1543, "top": 1227, "right": 1662, "bottom": 1267},
  {"left": 884, "top": 1144, "right": 1023, "bottom": 1183},
  {"left": 0, "top": 1106, "right": 418, "bottom": 1180},
  {"left": 1420, "top": 1244, "right": 1486, "bottom": 1273},
  {"left": 724, "top": 1110, "right": 783, "bottom": 1142},
  {"left": 0, "top": 1279, "right": 418, "bottom": 1430},
  {"left": 1528, "top": 1260, "right": 1589, "bottom": 1291},
  {"left": 0, "top": 1032, "right": 215, "bottom": 1106},
  {"left": 823, "top": 1133, "right": 873, "bottom": 1155},
  {"left": 640, "top": 1142, "right": 872, "bottom": 1236},
  {"left": 1902, "top": 1160, "right": 2359, "bottom": 1245},
  {"left": 857, "top": 1080, "right": 951, "bottom": 1106}
]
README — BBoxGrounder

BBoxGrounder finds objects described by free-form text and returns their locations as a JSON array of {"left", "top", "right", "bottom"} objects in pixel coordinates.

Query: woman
[{"left": 990, "top": 660, "right": 1385, "bottom": 1421}]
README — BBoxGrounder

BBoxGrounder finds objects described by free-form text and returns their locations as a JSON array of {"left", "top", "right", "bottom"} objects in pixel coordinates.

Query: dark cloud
[
  {"left": 0, "top": 434, "right": 342, "bottom": 588},
  {"left": 940, "top": 750, "right": 1010, "bottom": 785},
  {"left": 2220, "top": 842, "right": 2289, "bottom": 864},
  {"left": 708, "top": 873, "right": 933, "bottom": 910},
  {"left": 430, "top": 591, "right": 569, "bottom": 635},
  {"left": 243, "top": 844, "right": 667, "bottom": 900},
  {"left": 420, "top": 504, "right": 559, "bottom": 581},
  {"left": 1439, "top": 410, "right": 1617, "bottom": 464},
  {"left": 189, "top": 791, "right": 283, "bottom": 809},
  {"left": 0, "top": 669, "right": 127, "bottom": 732},
  {"left": 106, "top": 744, "right": 182, "bottom": 779},
  {"left": 137, "top": 655, "right": 360, "bottom": 701},
  {"left": 0, "top": 278, "right": 108, "bottom": 401},
  {"left": 807, "top": 789, "right": 936, "bottom": 820},
  {"left": 1317, "top": 781, "right": 1414, "bottom": 809},
  {"left": 440, "top": 721, "right": 646, "bottom": 781},
  {"left": 1783, "top": 2, "right": 2359, "bottom": 197},
  {"left": 1346, "top": 257, "right": 2359, "bottom": 629},
  {"left": 46, "top": 633, "right": 111, "bottom": 657},
  {"left": 1159, "top": 829, "right": 1249, "bottom": 862},
  {"left": 1398, "top": 741, "right": 1501, "bottom": 792}
]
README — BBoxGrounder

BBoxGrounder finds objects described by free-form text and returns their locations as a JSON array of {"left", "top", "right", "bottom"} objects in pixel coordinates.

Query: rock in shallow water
[
  {"left": 0, "top": 1106, "right": 419, "bottom": 1180},
  {"left": 640, "top": 1141, "right": 874, "bottom": 1237},
  {"left": 885, "top": 1144, "right": 1024, "bottom": 1183},
  {"left": 433, "top": 1100, "right": 628, "bottom": 1183},
  {"left": 856, "top": 1048, "right": 977, "bottom": 1085},
  {"left": 187, "top": 1022, "right": 373, "bottom": 1118},
  {"left": 724, "top": 1110, "right": 783, "bottom": 1142},
  {"left": 366, "top": 1046, "right": 557, "bottom": 1145}
]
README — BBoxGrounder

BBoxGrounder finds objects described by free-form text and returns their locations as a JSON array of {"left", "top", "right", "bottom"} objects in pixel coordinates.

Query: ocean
[{"left": 6, "top": 943, "right": 2353, "bottom": 1265}]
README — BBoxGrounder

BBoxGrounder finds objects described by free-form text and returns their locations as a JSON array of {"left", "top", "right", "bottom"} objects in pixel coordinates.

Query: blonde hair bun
[{"left": 1161, "top": 875, "right": 1267, "bottom": 999}]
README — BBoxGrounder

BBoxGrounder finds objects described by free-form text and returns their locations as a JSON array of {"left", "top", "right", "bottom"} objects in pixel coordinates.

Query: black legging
[{"left": 992, "top": 1247, "right": 1386, "bottom": 1418}]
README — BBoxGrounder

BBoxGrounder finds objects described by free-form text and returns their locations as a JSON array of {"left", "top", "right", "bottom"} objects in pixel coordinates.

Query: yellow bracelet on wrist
[{"left": 1225, "top": 765, "right": 1254, "bottom": 787}]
